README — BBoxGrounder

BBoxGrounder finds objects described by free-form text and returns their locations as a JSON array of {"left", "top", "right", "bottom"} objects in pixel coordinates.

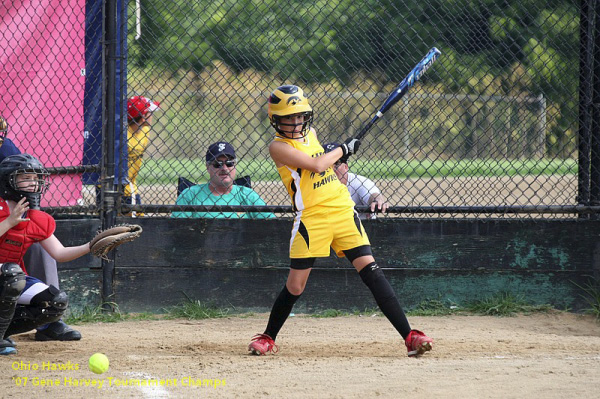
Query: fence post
[
  {"left": 590, "top": 0, "right": 600, "bottom": 219},
  {"left": 578, "top": 0, "right": 594, "bottom": 214},
  {"left": 536, "top": 94, "right": 546, "bottom": 159},
  {"left": 101, "top": 0, "right": 119, "bottom": 309}
]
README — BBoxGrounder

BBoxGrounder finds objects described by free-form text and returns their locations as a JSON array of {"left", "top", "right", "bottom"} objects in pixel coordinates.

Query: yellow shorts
[{"left": 289, "top": 205, "right": 370, "bottom": 258}]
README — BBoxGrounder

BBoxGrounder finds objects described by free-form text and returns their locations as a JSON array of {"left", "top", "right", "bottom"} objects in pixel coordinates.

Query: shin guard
[
  {"left": 0, "top": 263, "right": 26, "bottom": 340},
  {"left": 359, "top": 262, "right": 412, "bottom": 339},
  {"left": 6, "top": 285, "right": 68, "bottom": 337}
]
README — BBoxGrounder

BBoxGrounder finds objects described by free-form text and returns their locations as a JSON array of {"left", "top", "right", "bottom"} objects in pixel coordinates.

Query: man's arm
[{"left": 349, "top": 173, "right": 388, "bottom": 217}]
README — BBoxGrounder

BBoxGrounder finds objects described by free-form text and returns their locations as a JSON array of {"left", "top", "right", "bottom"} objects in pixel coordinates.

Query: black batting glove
[
  {"left": 338, "top": 154, "right": 350, "bottom": 164},
  {"left": 340, "top": 137, "right": 361, "bottom": 158}
]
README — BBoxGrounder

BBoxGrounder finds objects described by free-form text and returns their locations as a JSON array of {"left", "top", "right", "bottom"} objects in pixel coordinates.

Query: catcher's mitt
[{"left": 89, "top": 224, "right": 142, "bottom": 260}]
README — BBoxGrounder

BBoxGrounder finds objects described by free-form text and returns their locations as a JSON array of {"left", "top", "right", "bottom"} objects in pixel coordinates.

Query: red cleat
[
  {"left": 248, "top": 333, "right": 279, "bottom": 356},
  {"left": 405, "top": 329, "right": 433, "bottom": 357}
]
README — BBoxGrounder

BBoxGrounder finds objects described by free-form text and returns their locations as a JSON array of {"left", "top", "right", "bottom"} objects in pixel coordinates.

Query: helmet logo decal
[
  {"left": 287, "top": 96, "right": 301, "bottom": 106},
  {"left": 279, "top": 85, "right": 299, "bottom": 94},
  {"left": 269, "top": 94, "right": 281, "bottom": 104}
]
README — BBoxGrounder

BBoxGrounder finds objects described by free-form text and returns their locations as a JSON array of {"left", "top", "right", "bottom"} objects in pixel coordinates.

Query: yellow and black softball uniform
[
  {"left": 124, "top": 124, "right": 151, "bottom": 200},
  {"left": 274, "top": 129, "right": 370, "bottom": 258}
]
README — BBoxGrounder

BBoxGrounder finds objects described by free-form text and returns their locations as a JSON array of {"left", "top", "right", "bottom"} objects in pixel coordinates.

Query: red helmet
[{"left": 127, "top": 96, "right": 160, "bottom": 121}]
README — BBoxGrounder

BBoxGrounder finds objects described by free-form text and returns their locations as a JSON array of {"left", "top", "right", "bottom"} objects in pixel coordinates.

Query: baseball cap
[
  {"left": 127, "top": 96, "right": 160, "bottom": 121},
  {"left": 206, "top": 141, "right": 236, "bottom": 162}
]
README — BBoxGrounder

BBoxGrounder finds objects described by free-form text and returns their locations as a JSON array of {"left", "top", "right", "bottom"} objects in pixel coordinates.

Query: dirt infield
[{"left": 2, "top": 312, "right": 599, "bottom": 398}]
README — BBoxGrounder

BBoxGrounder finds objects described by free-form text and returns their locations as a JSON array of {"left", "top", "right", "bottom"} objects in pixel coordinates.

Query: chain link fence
[{"left": 1, "top": 0, "right": 593, "bottom": 219}]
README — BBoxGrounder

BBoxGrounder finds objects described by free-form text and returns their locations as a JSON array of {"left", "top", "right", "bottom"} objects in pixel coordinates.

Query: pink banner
[{"left": 0, "top": 0, "right": 85, "bottom": 206}]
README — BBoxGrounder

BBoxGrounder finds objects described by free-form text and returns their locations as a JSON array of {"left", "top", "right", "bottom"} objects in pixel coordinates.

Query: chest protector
[{"left": 0, "top": 199, "right": 55, "bottom": 272}]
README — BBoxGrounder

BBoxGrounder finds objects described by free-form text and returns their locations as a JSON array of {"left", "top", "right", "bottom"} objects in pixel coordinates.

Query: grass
[
  {"left": 163, "top": 296, "right": 231, "bottom": 320},
  {"left": 572, "top": 278, "right": 600, "bottom": 319},
  {"left": 407, "top": 299, "right": 459, "bottom": 316},
  {"left": 139, "top": 157, "right": 578, "bottom": 185},
  {"left": 64, "top": 303, "right": 157, "bottom": 325},
  {"left": 64, "top": 296, "right": 231, "bottom": 324},
  {"left": 462, "top": 292, "right": 554, "bottom": 316},
  {"left": 64, "top": 292, "right": 559, "bottom": 325},
  {"left": 406, "top": 293, "right": 554, "bottom": 317}
]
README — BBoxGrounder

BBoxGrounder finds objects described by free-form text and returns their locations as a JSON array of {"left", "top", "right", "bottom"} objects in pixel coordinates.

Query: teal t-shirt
[{"left": 172, "top": 184, "right": 275, "bottom": 219}]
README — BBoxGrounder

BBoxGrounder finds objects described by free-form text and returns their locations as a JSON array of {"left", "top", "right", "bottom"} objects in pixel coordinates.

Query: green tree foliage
[
  {"left": 130, "top": 0, "right": 578, "bottom": 95},
  {"left": 128, "top": 0, "right": 580, "bottom": 159}
]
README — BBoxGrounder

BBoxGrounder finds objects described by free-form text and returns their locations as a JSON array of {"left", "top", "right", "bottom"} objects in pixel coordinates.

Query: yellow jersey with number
[{"left": 273, "top": 129, "right": 354, "bottom": 211}]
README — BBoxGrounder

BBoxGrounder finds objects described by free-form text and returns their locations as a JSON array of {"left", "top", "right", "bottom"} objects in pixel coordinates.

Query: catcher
[{"left": 0, "top": 154, "right": 141, "bottom": 355}]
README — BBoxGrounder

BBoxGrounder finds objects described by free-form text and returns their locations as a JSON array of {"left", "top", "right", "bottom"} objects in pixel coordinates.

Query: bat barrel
[{"left": 354, "top": 47, "right": 441, "bottom": 140}]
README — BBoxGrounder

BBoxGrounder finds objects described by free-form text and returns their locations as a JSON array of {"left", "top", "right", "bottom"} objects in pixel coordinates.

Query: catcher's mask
[
  {"left": 0, "top": 115, "right": 8, "bottom": 146},
  {"left": 0, "top": 154, "right": 50, "bottom": 209},
  {"left": 268, "top": 85, "right": 313, "bottom": 139}
]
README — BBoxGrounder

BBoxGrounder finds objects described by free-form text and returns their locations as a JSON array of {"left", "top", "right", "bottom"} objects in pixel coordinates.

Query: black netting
[{"left": 1, "top": 1, "right": 595, "bottom": 220}]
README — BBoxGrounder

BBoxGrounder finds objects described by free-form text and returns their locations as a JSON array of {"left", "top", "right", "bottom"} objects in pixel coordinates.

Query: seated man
[
  {"left": 172, "top": 141, "right": 275, "bottom": 219},
  {"left": 323, "top": 143, "right": 389, "bottom": 219}
]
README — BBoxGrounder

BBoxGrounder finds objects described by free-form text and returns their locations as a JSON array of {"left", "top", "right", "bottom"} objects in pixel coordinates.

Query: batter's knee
[
  {"left": 290, "top": 257, "right": 315, "bottom": 270},
  {"left": 358, "top": 262, "right": 397, "bottom": 303},
  {"left": 343, "top": 245, "right": 373, "bottom": 263},
  {"left": 286, "top": 282, "right": 306, "bottom": 296}
]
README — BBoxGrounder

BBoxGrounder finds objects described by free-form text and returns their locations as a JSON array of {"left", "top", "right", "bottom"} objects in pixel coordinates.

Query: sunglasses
[{"left": 211, "top": 160, "right": 236, "bottom": 169}]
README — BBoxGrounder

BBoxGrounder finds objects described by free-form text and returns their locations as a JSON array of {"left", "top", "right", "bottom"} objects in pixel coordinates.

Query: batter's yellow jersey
[{"left": 273, "top": 129, "right": 354, "bottom": 211}]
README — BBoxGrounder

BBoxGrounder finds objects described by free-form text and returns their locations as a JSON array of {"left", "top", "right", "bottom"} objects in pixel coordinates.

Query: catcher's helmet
[
  {"left": 0, "top": 154, "right": 50, "bottom": 209},
  {"left": 0, "top": 115, "right": 8, "bottom": 144},
  {"left": 268, "top": 85, "right": 313, "bottom": 138}
]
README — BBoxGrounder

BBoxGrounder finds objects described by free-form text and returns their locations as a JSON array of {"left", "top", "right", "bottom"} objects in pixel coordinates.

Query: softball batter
[{"left": 248, "top": 85, "right": 433, "bottom": 357}]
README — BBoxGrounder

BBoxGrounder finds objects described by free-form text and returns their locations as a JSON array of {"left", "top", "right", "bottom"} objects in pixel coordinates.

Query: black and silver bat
[{"left": 356, "top": 47, "right": 442, "bottom": 140}]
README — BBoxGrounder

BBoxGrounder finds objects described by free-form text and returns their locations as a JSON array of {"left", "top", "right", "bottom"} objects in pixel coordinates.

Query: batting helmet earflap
[
  {"left": 268, "top": 85, "right": 313, "bottom": 138},
  {"left": 0, "top": 154, "right": 50, "bottom": 210}
]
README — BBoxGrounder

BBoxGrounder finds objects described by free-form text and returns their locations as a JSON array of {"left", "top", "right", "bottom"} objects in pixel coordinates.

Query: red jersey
[{"left": 0, "top": 198, "right": 55, "bottom": 273}]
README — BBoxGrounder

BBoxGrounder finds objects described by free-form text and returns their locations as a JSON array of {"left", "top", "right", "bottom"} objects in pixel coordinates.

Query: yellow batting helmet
[{"left": 268, "top": 85, "right": 313, "bottom": 138}]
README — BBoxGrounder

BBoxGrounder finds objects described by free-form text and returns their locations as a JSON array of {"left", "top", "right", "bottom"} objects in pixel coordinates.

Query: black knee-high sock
[
  {"left": 264, "top": 285, "right": 301, "bottom": 340},
  {"left": 359, "top": 263, "right": 412, "bottom": 339}
]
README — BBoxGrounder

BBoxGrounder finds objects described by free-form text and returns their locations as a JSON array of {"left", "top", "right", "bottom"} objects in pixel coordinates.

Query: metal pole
[
  {"left": 536, "top": 94, "right": 546, "bottom": 159},
  {"left": 101, "top": 0, "right": 118, "bottom": 310},
  {"left": 578, "top": 0, "right": 594, "bottom": 216},
  {"left": 590, "top": 0, "right": 600, "bottom": 219}
]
